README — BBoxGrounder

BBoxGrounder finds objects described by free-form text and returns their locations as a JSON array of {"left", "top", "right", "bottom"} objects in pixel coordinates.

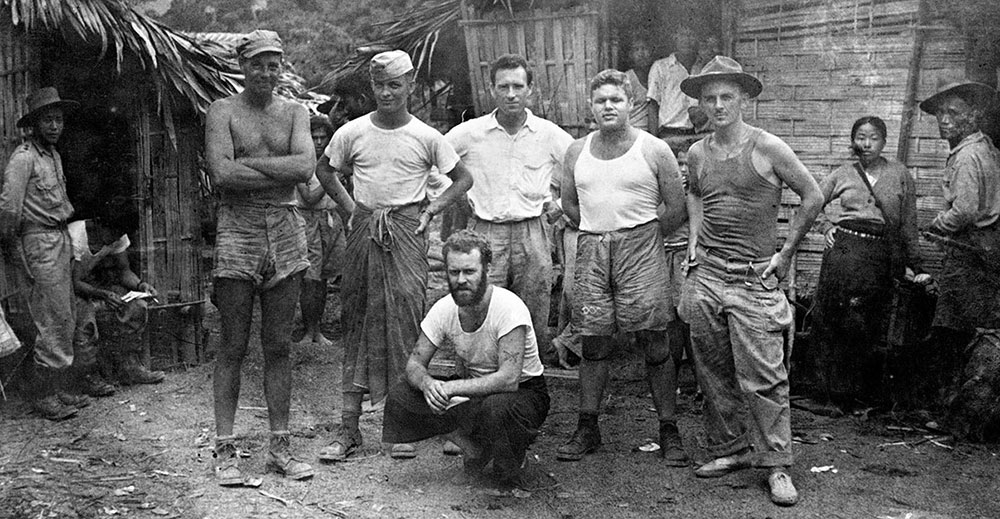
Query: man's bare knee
[{"left": 638, "top": 330, "right": 671, "bottom": 367}]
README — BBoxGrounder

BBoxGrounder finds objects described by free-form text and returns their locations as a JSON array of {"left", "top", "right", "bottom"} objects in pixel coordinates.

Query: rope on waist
[{"left": 370, "top": 207, "right": 396, "bottom": 252}]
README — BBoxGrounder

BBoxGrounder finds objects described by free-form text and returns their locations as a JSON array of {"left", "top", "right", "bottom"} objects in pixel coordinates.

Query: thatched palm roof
[
  {"left": 316, "top": 0, "right": 461, "bottom": 93},
  {"left": 4, "top": 0, "right": 241, "bottom": 115}
]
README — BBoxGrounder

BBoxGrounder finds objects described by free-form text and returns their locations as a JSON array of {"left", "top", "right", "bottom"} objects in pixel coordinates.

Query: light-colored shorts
[
  {"left": 213, "top": 203, "right": 309, "bottom": 290},
  {"left": 572, "top": 220, "right": 671, "bottom": 336},
  {"left": 301, "top": 209, "right": 345, "bottom": 281}
]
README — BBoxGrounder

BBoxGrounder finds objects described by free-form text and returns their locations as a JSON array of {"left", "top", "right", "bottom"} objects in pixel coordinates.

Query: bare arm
[
  {"left": 204, "top": 100, "right": 286, "bottom": 191},
  {"left": 404, "top": 332, "right": 450, "bottom": 413},
  {"left": 561, "top": 140, "right": 586, "bottom": 227},
  {"left": 416, "top": 160, "right": 473, "bottom": 234},
  {"left": 297, "top": 174, "right": 327, "bottom": 207},
  {"left": 236, "top": 103, "right": 315, "bottom": 184},
  {"left": 315, "top": 156, "right": 356, "bottom": 219},
  {"left": 759, "top": 134, "right": 824, "bottom": 280},
  {"left": 686, "top": 143, "right": 705, "bottom": 262},
  {"left": 649, "top": 139, "right": 686, "bottom": 236},
  {"left": 442, "top": 325, "right": 526, "bottom": 396}
]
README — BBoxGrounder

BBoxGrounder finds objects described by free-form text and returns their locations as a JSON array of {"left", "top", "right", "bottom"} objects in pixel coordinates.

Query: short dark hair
[
  {"left": 589, "top": 69, "right": 632, "bottom": 99},
  {"left": 310, "top": 115, "right": 334, "bottom": 136},
  {"left": 442, "top": 229, "right": 493, "bottom": 268},
  {"left": 490, "top": 54, "right": 533, "bottom": 86},
  {"left": 850, "top": 115, "right": 887, "bottom": 142}
]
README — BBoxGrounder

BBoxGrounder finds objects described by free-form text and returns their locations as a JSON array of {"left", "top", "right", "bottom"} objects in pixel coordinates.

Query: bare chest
[{"left": 229, "top": 105, "right": 294, "bottom": 158}]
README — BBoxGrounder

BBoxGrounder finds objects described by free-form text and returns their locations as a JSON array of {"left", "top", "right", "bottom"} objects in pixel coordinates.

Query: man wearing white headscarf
[{"left": 316, "top": 49, "right": 473, "bottom": 461}]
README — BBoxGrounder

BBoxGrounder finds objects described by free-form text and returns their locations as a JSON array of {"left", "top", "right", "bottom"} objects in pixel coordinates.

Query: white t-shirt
[
  {"left": 324, "top": 114, "right": 460, "bottom": 209},
  {"left": 68, "top": 220, "right": 130, "bottom": 263},
  {"left": 421, "top": 286, "right": 544, "bottom": 382}
]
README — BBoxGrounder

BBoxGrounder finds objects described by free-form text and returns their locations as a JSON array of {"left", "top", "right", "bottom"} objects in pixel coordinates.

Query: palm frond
[{"left": 3, "top": 0, "right": 241, "bottom": 118}]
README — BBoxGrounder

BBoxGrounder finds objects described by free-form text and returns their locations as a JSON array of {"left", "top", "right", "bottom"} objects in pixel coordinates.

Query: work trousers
[
  {"left": 679, "top": 254, "right": 794, "bottom": 467},
  {"left": 471, "top": 216, "right": 552, "bottom": 352},
  {"left": 21, "top": 229, "right": 75, "bottom": 369},
  {"left": 383, "top": 375, "right": 550, "bottom": 480}
]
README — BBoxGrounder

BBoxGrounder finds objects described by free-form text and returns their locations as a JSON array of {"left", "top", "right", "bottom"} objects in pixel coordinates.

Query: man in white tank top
[{"left": 557, "top": 69, "right": 689, "bottom": 466}]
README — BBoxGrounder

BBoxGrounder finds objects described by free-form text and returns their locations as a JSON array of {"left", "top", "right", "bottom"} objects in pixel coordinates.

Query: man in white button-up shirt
[{"left": 446, "top": 54, "right": 574, "bottom": 364}]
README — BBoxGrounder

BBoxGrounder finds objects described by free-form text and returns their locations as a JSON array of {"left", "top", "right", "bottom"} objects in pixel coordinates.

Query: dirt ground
[{"left": 2, "top": 248, "right": 1000, "bottom": 518}]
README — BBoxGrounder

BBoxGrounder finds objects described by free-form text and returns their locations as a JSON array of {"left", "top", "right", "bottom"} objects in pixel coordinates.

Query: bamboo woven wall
[
  {"left": 734, "top": 0, "right": 965, "bottom": 298},
  {"left": 459, "top": 4, "right": 603, "bottom": 136},
  {"left": 0, "top": 15, "right": 37, "bottom": 300}
]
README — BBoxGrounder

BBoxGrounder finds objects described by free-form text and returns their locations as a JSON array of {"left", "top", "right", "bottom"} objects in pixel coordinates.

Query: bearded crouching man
[
  {"left": 204, "top": 30, "right": 318, "bottom": 485},
  {"left": 677, "top": 56, "right": 823, "bottom": 506},
  {"left": 314, "top": 50, "right": 472, "bottom": 461},
  {"left": 382, "top": 230, "right": 549, "bottom": 489},
  {"left": 0, "top": 87, "right": 86, "bottom": 420},
  {"left": 557, "top": 69, "right": 690, "bottom": 466}
]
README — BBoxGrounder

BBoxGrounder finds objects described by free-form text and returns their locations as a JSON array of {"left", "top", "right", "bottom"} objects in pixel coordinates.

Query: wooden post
[{"left": 897, "top": 0, "right": 929, "bottom": 164}]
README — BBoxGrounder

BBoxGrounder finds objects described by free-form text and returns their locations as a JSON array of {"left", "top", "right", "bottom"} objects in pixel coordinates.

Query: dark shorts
[
  {"left": 213, "top": 203, "right": 309, "bottom": 290},
  {"left": 572, "top": 220, "right": 672, "bottom": 336}
]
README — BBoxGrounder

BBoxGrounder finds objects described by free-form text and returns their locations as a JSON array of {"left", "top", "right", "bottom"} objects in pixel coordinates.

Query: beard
[{"left": 449, "top": 276, "right": 488, "bottom": 307}]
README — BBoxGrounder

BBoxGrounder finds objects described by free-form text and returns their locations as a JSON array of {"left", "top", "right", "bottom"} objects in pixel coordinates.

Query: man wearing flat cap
[
  {"left": 315, "top": 49, "right": 472, "bottom": 462},
  {"left": 205, "top": 29, "right": 345, "bottom": 486},
  {"left": 919, "top": 81, "right": 1000, "bottom": 375},
  {"left": 677, "top": 56, "right": 823, "bottom": 506},
  {"left": 0, "top": 87, "right": 88, "bottom": 421}
]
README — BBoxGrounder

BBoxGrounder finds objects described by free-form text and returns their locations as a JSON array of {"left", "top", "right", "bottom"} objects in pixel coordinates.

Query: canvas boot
[
  {"left": 267, "top": 431, "right": 314, "bottom": 480},
  {"left": 119, "top": 354, "right": 164, "bottom": 385},
  {"left": 658, "top": 419, "right": 690, "bottom": 467},
  {"left": 556, "top": 413, "right": 602, "bottom": 461},
  {"left": 53, "top": 368, "right": 89, "bottom": 408},
  {"left": 77, "top": 366, "right": 115, "bottom": 397},
  {"left": 213, "top": 437, "right": 244, "bottom": 487},
  {"left": 30, "top": 367, "right": 77, "bottom": 420}
]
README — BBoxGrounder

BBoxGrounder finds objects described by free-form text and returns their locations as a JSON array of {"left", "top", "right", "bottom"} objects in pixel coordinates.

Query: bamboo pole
[{"left": 896, "top": 0, "right": 929, "bottom": 164}]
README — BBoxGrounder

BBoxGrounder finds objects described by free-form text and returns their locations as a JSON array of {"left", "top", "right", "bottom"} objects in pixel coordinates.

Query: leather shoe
[
  {"left": 768, "top": 469, "right": 798, "bottom": 506},
  {"left": 556, "top": 425, "right": 601, "bottom": 461}
]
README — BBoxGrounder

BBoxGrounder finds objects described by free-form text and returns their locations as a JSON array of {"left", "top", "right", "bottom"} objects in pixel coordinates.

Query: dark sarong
[
  {"left": 933, "top": 247, "right": 1000, "bottom": 332},
  {"left": 382, "top": 375, "right": 550, "bottom": 479},
  {"left": 812, "top": 228, "right": 893, "bottom": 399},
  {"left": 341, "top": 202, "right": 428, "bottom": 403}
]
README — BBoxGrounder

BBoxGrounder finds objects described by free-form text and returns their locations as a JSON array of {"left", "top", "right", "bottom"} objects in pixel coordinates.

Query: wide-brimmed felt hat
[
  {"left": 919, "top": 80, "right": 996, "bottom": 115},
  {"left": 17, "top": 87, "right": 79, "bottom": 128},
  {"left": 680, "top": 55, "right": 762, "bottom": 99}
]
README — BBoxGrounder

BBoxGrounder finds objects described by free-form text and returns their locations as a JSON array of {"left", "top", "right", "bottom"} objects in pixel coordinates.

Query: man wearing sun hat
[
  {"left": 205, "top": 29, "right": 334, "bottom": 486},
  {"left": 0, "top": 87, "right": 89, "bottom": 421},
  {"left": 676, "top": 56, "right": 824, "bottom": 506},
  {"left": 315, "top": 49, "right": 472, "bottom": 462},
  {"left": 919, "top": 80, "right": 1000, "bottom": 376}
]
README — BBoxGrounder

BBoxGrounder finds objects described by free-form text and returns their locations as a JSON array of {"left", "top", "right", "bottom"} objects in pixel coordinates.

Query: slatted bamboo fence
[{"left": 734, "top": 0, "right": 966, "bottom": 298}]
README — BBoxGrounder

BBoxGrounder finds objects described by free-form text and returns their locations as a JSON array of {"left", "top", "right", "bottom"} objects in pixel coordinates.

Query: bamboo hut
[
  {"left": 350, "top": 0, "right": 996, "bottom": 303},
  {"left": 0, "top": 0, "right": 241, "bottom": 367}
]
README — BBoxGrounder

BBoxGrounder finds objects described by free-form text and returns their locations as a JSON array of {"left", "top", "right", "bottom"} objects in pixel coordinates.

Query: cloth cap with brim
[
  {"left": 17, "top": 87, "right": 79, "bottom": 128},
  {"left": 237, "top": 29, "right": 283, "bottom": 59},
  {"left": 679, "top": 55, "right": 763, "bottom": 99},
  {"left": 919, "top": 81, "right": 996, "bottom": 115},
  {"left": 370, "top": 50, "right": 414, "bottom": 81}
]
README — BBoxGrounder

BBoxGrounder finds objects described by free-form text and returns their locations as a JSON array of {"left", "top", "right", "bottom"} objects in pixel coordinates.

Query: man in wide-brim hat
[
  {"left": 920, "top": 79, "right": 1000, "bottom": 381},
  {"left": 676, "top": 56, "right": 824, "bottom": 507},
  {"left": 0, "top": 87, "right": 87, "bottom": 420}
]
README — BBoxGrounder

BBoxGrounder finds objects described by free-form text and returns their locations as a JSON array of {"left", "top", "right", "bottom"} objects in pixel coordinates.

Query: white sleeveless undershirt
[{"left": 574, "top": 131, "right": 660, "bottom": 232}]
